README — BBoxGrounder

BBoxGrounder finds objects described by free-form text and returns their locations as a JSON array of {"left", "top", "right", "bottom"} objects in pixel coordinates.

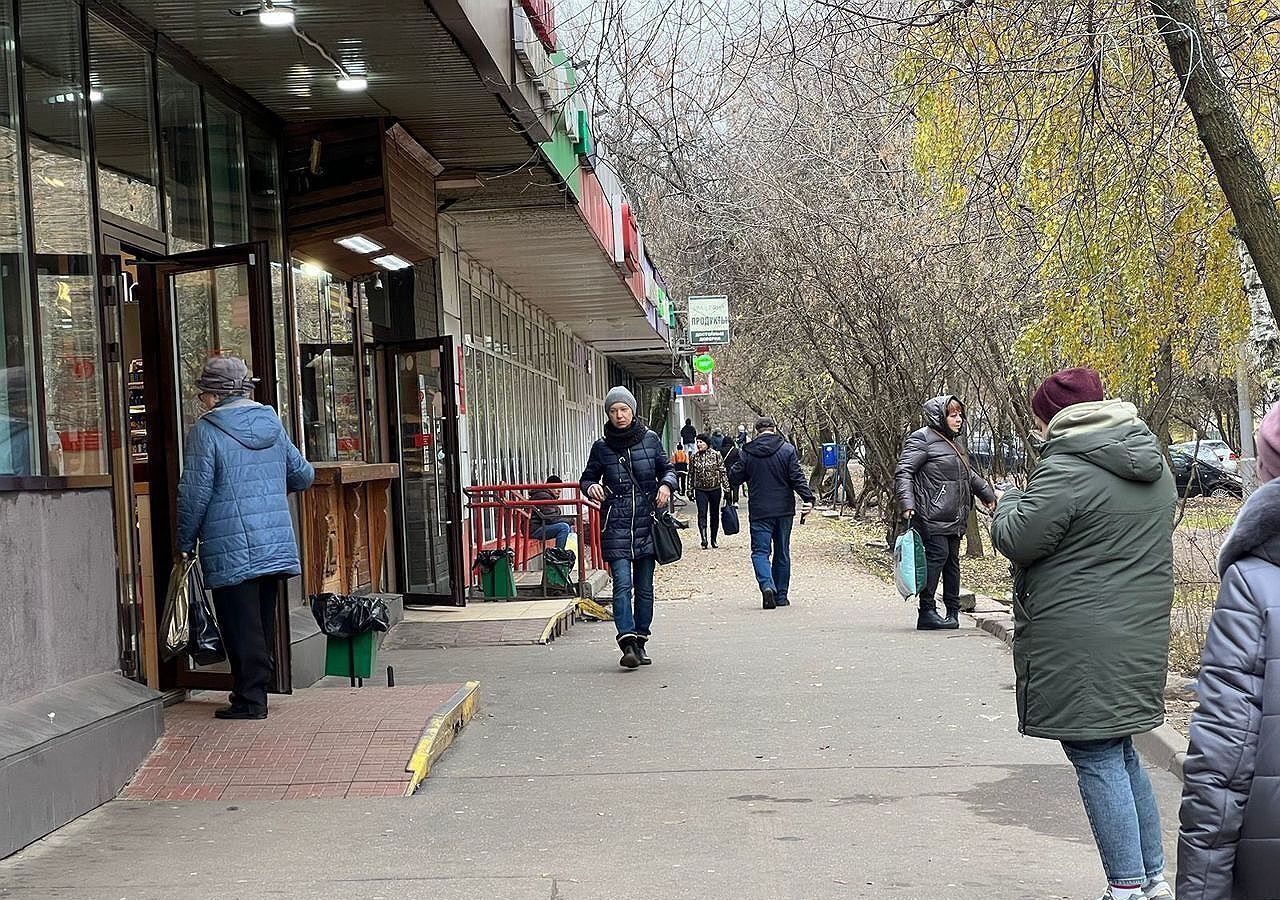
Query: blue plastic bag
[{"left": 894, "top": 528, "right": 928, "bottom": 600}]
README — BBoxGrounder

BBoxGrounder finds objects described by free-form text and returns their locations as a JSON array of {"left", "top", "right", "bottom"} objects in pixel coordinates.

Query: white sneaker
[
  {"left": 1143, "top": 880, "right": 1174, "bottom": 900},
  {"left": 1093, "top": 890, "right": 1144, "bottom": 900}
]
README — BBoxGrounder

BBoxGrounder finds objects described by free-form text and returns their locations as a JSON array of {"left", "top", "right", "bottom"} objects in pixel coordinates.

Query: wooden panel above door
[{"left": 286, "top": 119, "right": 443, "bottom": 278}]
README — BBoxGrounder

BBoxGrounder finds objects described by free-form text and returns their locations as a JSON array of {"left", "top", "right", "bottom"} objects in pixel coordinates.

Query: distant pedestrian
[
  {"left": 671, "top": 445, "right": 690, "bottom": 496},
  {"left": 580, "top": 386, "right": 676, "bottom": 669},
  {"left": 736, "top": 423, "right": 748, "bottom": 447},
  {"left": 680, "top": 418, "right": 697, "bottom": 448},
  {"left": 729, "top": 418, "right": 815, "bottom": 609},
  {"left": 177, "top": 357, "right": 314, "bottom": 720},
  {"left": 529, "top": 474, "right": 572, "bottom": 550},
  {"left": 722, "top": 438, "right": 743, "bottom": 505},
  {"left": 894, "top": 394, "right": 996, "bottom": 630},
  {"left": 1177, "top": 403, "right": 1280, "bottom": 900},
  {"left": 710, "top": 429, "right": 725, "bottom": 451},
  {"left": 691, "top": 434, "right": 728, "bottom": 549},
  {"left": 991, "top": 368, "right": 1177, "bottom": 900}
]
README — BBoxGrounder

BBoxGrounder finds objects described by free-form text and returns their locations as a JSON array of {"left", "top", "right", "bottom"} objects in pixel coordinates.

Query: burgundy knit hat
[
  {"left": 1258, "top": 403, "right": 1280, "bottom": 484},
  {"left": 1031, "top": 367, "right": 1105, "bottom": 425}
]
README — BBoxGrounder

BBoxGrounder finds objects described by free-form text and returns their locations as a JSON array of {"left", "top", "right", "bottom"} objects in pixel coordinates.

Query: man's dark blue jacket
[{"left": 730, "top": 432, "right": 815, "bottom": 520}]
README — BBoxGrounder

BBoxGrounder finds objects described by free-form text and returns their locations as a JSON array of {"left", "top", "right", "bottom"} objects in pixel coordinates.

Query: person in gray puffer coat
[
  {"left": 1178, "top": 403, "right": 1280, "bottom": 900},
  {"left": 894, "top": 395, "right": 996, "bottom": 630}
]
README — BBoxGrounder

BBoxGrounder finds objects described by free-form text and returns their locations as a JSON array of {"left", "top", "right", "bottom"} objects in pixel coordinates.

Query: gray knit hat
[
  {"left": 195, "top": 356, "right": 256, "bottom": 397},
  {"left": 604, "top": 385, "right": 637, "bottom": 415}
]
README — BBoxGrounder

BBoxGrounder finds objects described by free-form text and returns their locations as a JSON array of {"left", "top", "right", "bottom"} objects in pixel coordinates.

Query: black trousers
[
  {"left": 695, "top": 488, "right": 723, "bottom": 542},
  {"left": 211, "top": 575, "right": 280, "bottom": 711},
  {"left": 920, "top": 531, "right": 962, "bottom": 611}
]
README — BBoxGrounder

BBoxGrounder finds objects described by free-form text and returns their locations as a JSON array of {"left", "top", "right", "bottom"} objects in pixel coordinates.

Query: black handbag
[
  {"left": 720, "top": 503, "right": 741, "bottom": 536},
  {"left": 650, "top": 511, "right": 683, "bottom": 565}
]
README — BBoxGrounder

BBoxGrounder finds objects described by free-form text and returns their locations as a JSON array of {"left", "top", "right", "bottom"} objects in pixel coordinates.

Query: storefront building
[{"left": 0, "top": 0, "right": 679, "bottom": 857}]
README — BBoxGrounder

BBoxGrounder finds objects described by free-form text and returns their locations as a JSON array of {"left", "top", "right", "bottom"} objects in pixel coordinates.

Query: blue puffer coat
[
  {"left": 579, "top": 428, "right": 677, "bottom": 562},
  {"left": 177, "top": 398, "right": 315, "bottom": 589}
]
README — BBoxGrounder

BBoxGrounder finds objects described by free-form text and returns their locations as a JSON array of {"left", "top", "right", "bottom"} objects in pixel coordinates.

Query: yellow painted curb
[
  {"left": 404, "top": 680, "right": 480, "bottom": 796},
  {"left": 537, "top": 603, "right": 577, "bottom": 645}
]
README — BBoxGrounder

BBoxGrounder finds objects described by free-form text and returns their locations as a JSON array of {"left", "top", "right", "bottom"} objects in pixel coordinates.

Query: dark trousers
[
  {"left": 920, "top": 531, "right": 962, "bottom": 612},
  {"left": 695, "top": 488, "right": 722, "bottom": 542},
  {"left": 211, "top": 575, "right": 280, "bottom": 711}
]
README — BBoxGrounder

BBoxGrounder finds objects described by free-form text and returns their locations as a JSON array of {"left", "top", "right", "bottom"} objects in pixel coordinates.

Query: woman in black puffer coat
[
  {"left": 894, "top": 395, "right": 996, "bottom": 631},
  {"left": 580, "top": 386, "right": 677, "bottom": 669}
]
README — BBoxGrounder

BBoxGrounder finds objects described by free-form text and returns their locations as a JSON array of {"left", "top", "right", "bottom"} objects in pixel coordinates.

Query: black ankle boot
[
  {"left": 618, "top": 636, "right": 642, "bottom": 669},
  {"left": 700, "top": 527, "right": 708, "bottom": 549},
  {"left": 635, "top": 638, "right": 651, "bottom": 666},
  {"left": 917, "top": 602, "right": 948, "bottom": 630},
  {"left": 941, "top": 604, "right": 961, "bottom": 629}
]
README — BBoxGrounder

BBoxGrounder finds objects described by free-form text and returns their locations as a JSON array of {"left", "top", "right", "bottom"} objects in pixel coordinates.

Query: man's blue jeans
[
  {"left": 749, "top": 516, "right": 794, "bottom": 604},
  {"left": 609, "top": 557, "right": 656, "bottom": 640},
  {"left": 531, "top": 522, "right": 571, "bottom": 549},
  {"left": 1061, "top": 737, "right": 1165, "bottom": 885}
]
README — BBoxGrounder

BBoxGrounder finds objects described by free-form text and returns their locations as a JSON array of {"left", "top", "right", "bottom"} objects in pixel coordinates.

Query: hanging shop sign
[
  {"left": 693, "top": 354, "right": 715, "bottom": 374},
  {"left": 687, "top": 295, "right": 730, "bottom": 345}
]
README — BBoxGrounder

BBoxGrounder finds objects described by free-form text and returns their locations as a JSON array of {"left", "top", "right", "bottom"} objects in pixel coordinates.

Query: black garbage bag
[
  {"left": 309, "top": 593, "right": 391, "bottom": 638},
  {"left": 188, "top": 563, "right": 225, "bottom": 666},
  {"left": 473, "top": 548, "right": 515, "bottom": 572},
  {"left": 541, "top": 547, "right": 577, "bottom": 595}
]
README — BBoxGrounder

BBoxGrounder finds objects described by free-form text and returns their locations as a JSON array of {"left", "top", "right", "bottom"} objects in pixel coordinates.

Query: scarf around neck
[{"left": 604, "top": 419, "right": 647, "bottom": 451}]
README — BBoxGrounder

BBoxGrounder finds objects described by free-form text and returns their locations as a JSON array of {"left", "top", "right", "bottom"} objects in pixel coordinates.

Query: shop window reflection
[
  {"left": 295, "top": 263, "right": 362, "bottom": 462},
  {"left": 21, "top": 0, "right": 107, "bottom": 476},
  {"left": 158, "top": 63, "right": 208, "bottom": 253}
]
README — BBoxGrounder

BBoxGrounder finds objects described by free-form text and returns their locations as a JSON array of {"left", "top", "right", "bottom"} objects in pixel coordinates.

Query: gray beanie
[
  {"left": 604, "top": 385, "right": 637, "bottom": 415},
  {"left": 196, "top": 356, "right": 255, "bottom": 397}
]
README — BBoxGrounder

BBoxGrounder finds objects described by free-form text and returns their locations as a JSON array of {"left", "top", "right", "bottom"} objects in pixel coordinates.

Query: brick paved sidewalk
[{"left": 120, "top": 684, "right": 463, "bottom": 802}]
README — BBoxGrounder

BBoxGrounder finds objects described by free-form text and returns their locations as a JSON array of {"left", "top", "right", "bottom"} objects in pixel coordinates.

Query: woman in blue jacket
[
  {"left": 579, "top": 386, "right": 676, "bottom": 669},
  {"left": 177, "top": 357, "right": 314, "bottom": 719}
]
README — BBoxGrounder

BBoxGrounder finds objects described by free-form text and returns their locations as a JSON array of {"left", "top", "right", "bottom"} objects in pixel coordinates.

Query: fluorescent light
[
  {"left": 372, "top": 254, "right": 412, "bottom": 271},
  {"left": 258, "top": 2, "right": 295, "bottom": 27},
  {"left": 336, "top": 74, "right": 368, "bottom": 92},
  {"left": 335, "top": 234, "right": 383, "bottom": 254},
  {"left": 88, "top": 88, "right": 104, "bottom": 103},
  {"left": 298, "top": 262, "right": 325, "bottom": 278}
]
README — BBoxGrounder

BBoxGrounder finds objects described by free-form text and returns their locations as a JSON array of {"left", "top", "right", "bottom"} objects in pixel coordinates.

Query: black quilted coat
[{"left": 579, "top": 428, "right": 677, "bottom": 562}]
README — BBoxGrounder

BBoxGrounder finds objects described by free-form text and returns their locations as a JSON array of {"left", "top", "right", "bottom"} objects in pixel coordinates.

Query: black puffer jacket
[
  {"left": 1178, "top": 479, "right": 1280, "bottom": 900},
  {"left": 894, "top": 395, "right": 995, "bottom": 536},
  {"left": 579, "top": 428, "right": 677, "bottom": 562}
]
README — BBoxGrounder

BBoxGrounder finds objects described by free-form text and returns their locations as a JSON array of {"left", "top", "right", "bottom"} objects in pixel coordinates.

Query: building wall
[{"left": 0, "top": 489, "right": 118, "bottom": 706}]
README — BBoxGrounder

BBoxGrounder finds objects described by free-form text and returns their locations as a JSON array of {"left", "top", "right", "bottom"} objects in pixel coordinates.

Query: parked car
[
  {"left": 1170, "top": 439, "right": 1239, "bottom": 473},
  {"left": 1170, "top": 450, "right": 1243, "bottom": 498}
]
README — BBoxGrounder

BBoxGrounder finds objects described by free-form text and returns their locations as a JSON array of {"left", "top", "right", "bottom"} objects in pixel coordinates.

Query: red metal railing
[{"left": 464, "top": 482, "right": 604, "bottom": 596}]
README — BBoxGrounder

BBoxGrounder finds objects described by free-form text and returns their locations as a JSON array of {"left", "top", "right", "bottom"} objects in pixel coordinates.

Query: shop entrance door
[
  {"left": 116, "top": 241, "right": 291, "bottom": 692},
  {"left": 388, "top": 337, "right": 463, "bottom": 606}
]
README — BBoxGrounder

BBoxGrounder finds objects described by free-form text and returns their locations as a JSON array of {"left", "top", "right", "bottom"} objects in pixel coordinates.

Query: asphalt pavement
[{"left": 0, "top": 522, "right": 1183, "bottom": 899}]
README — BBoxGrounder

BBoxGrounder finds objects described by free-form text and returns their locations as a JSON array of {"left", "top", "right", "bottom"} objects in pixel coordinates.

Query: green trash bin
[
  {"left": 541, "top": 547, "right": 576, "bottom": 595},
  {"left": 325, "top": 631, "right": 376, "bottom": 678},
  {"left": 475, "top": 549, "right": 517, "bottom": 600}
]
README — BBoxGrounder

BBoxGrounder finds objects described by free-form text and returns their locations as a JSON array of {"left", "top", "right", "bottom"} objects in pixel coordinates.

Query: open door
[
  {"left": 137, "top": 242, "right": 292, "bottom": 692},
  {"left": 387, "top": 337, "right": 464, "bottom": 606}
]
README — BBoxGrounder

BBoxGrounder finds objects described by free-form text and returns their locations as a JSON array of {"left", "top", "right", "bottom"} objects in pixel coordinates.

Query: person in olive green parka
[{"left": 991, "top": 368, "right": 1177, "bottom": 900}]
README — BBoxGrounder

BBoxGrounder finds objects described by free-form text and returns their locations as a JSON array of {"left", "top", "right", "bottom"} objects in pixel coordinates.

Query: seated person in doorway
[{"left": 529, "top": 474, "right": 572, "bottom": 550}]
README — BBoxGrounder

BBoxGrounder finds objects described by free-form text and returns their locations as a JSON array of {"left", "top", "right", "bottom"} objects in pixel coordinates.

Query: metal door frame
[{"left": 385, "top": 335, "right": 464, "bottom": 606}]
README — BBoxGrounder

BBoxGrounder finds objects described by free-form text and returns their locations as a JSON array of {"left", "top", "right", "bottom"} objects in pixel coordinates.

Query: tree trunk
[
  {"left": 1234, "top": 233, "right": 1280, "bottom": 403},
  {"left": 1152, "top": 0, "right": 1280, "bottom": 327},
  {"left": 964, "top": 506, "right": 984, "bottom": 558}
]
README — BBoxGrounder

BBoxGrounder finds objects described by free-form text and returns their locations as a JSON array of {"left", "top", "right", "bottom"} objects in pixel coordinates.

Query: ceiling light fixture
[
  {"left": 335, "top": 74, "right": 368, "bottom": 92},
  {"left": 335, "top": 234, "right": 383, "bottom": 254},
  {"left": 372, "top": 254, "right": 411, "bottom": 271},
  {"left": 258, "top": 1, "right": 295, "bottom": 27}
]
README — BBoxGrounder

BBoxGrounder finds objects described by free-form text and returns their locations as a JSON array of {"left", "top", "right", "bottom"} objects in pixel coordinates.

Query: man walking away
[
  {"left": 991, "top": 368, "right": 1177, "bottom": 900},
  {"left": 730, "top": 418, "right": 815, "bottom": 609},
  {"left": 680, "top": 418, "right": 697, "bottom": 448}
]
